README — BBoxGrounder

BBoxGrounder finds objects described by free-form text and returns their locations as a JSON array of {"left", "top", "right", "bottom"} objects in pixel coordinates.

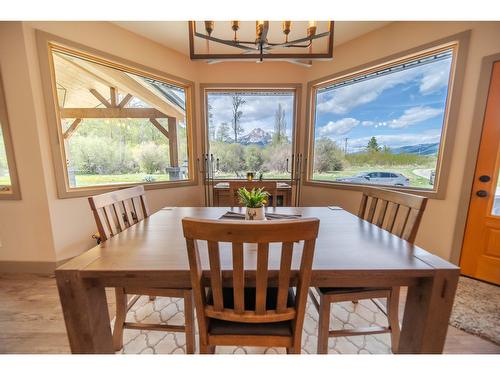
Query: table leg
[
  {"left": 56, "top": 270, "right": 114, "bottom": 353},
  {"left": 398, "top": 269, "right": 459, "bottom": 353}
]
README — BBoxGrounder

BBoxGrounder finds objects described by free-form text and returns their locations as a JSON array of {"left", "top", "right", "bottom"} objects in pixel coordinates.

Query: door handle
[
  {"left": 479, "top": 175, "right": 491, "bottom": 182},
  {"left": 476, "top": 190, "right": 488, "bottom": 198}
]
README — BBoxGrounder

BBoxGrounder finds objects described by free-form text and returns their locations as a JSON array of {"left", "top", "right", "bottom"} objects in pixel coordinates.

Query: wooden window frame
[
  {"left": 199, "top": 83, "right": 302, "bottom": 182},
  {"left": 36, "top": 30, "right": 197, "bottom": 199},
  {"left": 0, "top": 71, "right": 21, "bottom": 200},
  {"left": 304, "top": 31, "right": 470, "bottom": 200}
]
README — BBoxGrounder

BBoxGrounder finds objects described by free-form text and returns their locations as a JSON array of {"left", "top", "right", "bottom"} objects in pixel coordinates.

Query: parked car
[{"left": 336, "top": 171, "right": 410, "bottom": 186}]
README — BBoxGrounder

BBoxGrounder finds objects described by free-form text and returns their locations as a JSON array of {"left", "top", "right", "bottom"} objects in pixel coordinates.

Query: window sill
[
  {"left": 55, "top": 178, "right": 198, "bottom": 199},
  {"left": 302, "top": 179, "right": 444, "bottom": 200}
]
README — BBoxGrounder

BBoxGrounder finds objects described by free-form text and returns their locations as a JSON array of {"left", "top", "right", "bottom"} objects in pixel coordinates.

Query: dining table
[{"left": 55, "top": 206, "right": 460, "bottom": 354}]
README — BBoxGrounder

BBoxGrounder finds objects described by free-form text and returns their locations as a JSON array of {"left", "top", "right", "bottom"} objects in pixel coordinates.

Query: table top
[{"left": 58, "top": 207, "right": 458, "bottom": 287}]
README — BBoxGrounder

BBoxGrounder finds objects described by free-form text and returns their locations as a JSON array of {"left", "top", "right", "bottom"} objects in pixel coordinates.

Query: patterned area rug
[
  {"left": 449, "top": 276, "right": 500, "bottom": 345},
  {"left": 116, "top": 292, "right": 393, "bottom": 354}
]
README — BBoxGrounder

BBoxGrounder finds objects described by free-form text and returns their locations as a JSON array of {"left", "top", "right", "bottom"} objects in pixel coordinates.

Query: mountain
[
  {"left": 239, "top": 128, "right": 272, "bottom": 146},
  {"left": 391, "top": 143, "right": 439, "bottom": 156}
]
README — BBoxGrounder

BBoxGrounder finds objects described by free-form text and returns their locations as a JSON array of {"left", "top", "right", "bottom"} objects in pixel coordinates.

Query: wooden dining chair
[
  {"left": 229, "top": 181, "right": 279, "bottom": 208},
  {"left": 88, "top": 185, "right": 195, "bottom": 353},
  {"left": 182, "top": 217, "right": 320, "bottom": 354},
  {"left": 309, "top": 187, "right": 428, "bottom": 354}
]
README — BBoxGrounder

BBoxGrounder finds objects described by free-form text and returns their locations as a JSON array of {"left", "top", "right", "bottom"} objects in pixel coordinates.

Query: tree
[
  {"left": 314, "top": 138, "right": 344, "bottom": 173},
  {"left": 216, "top": 122, "right": 231, "bottom": 142},
  {"left": 231, "top": 94, "right": 245, "bottom": 143},
  {"left": 367, "top": 136, "right": 381, "bottom": 152},
  {"left": 245, "top": 145, "right": 264, "bottom": 172},
  {"left": 272, "top": 103, "right": 287, "bottom": 145},
  {"left": 207, "top": 102, "right": 216, "bottom": 141}
]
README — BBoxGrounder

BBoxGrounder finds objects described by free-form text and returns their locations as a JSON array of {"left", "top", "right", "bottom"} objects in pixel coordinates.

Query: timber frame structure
[{"left": 36, "top": 30, "right": 197, "bottom": 198}]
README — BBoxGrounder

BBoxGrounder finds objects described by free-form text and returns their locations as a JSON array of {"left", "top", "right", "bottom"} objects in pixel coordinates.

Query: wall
[
  {"left": 299, "top": 22, "right": 500, "bottom": 262},
  {"left": 0, "top": 21, "right": 499, "bottom": 269}
]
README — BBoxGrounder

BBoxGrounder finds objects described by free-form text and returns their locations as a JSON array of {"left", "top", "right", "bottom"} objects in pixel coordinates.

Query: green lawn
[
  {"left": 72, "top": 173, "right": 172, "bottom": 187},
  {"left": 313, "top": 165, "right": 434, "bottom": 189},
  {"left": 0, "top": 175, "right": 11, "bottom": 186}
]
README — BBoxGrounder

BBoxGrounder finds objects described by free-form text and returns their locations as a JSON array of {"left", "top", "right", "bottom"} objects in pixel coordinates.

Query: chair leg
[
  {"left": 149, "top": 296, "right": 156, "bottom": 301},
  {"left": 183, "top": 290, "right": 195, "bottom": 354},
  {"left": 200, "top": 345, "right": 215, "bottom": 354},
  {"left": 113, "top": 287, "right": 127, "bottom": 352},
  {"left": 387, "top": 287, "right": 401, "bottom": 353},
  {"left": 317, "top": 294, "right": 331, "bottom": 354}
]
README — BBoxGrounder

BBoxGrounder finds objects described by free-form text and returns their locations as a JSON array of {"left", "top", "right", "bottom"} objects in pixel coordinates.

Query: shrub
[
  {"left": 135, "top": 142, "right": 169, "bottom": 174},
  {"left": 314, "top": 138, "right": 345, "bottom": 172},
  {"left": 245, "top": 145, "right": 264, "bottom": 172}
]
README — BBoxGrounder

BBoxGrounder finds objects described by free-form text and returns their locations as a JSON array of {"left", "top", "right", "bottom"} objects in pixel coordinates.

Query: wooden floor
[{"left": 0, "top": 273, "right": 499, "bottom": 354}]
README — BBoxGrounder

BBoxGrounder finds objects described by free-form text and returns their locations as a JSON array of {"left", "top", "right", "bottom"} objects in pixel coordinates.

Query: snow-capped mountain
[{"left": 239, "top": 128, "right": 272, "bottom": 146}]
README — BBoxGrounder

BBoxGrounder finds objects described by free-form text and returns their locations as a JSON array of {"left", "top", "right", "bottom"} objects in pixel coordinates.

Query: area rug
[
  {"left": 116, "top": 292, "right": 393, "bottom": 354},
  {"left": 449, "top": 276, "right": 500, "bottom": 345}
]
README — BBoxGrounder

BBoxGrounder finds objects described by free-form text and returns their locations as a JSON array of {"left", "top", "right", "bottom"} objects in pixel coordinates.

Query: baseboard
[{"left": 0, "top": 261, "right": 58, "bottom": 274}]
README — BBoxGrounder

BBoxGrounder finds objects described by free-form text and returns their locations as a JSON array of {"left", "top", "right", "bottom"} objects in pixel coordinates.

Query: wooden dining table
[{"left": 55, "top": 206, "right": 460, "bottom": 354}]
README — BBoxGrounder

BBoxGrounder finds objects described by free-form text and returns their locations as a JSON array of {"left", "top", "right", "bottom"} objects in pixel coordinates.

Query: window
[
  {"left": 0, "top": 73, "right": 20, "bottom": 199},
  {"left": 204, "top": 88, "right": 297, "bottom": 180},
  {"left": 308, "top": 45, "right": 457, "bottom": 193},
  {"left": 44, "top": 42, "right": 194, "bottom": 196}
]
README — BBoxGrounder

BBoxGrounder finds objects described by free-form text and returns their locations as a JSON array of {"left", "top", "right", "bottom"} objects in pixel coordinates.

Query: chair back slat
[
  {"left": 88, "top": 185, "right": 149, "bottom": 242},
  {"left": 229, "top": 181, "right": 279, "bottom": 208},
  {"left": 255, "top": 243, "right": 270, "bottom": 314},
  {"left": 182, "top": 218, "right": 320, "bottom": 328},
  {"left": 276, "top": 242, "right": 294, "bottom": 313},
  {"left": 232, "top": 242, "right": 245, "bottom": 313},
  {"left": 358, "top": 187, "right": 427, "bottom": 244},
  {"left": 207, "top": 241, "right": 224, "bottom": 311}
]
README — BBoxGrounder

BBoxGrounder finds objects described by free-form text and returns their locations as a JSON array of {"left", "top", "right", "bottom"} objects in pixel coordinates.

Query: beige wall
[{"left": 0, "top": 21, "right": 499, "bottom": 269}]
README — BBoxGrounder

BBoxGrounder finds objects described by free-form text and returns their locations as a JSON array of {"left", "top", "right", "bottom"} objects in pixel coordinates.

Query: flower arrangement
[
  {"left": 237, "top": 187, "right": 269, "bottom": 208},
  {"left": 237, "top": 187, "right": 269, "bottom": 220}
]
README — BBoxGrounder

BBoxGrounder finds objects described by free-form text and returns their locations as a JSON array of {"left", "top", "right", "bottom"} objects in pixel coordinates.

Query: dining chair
[
  {"left": 88, "top": 185, "right": 195, "bottom": 353},
  {"left": 309, "top": 187, "right": 428, "bottom": 354},
  {"left": 229, "top": 181, "right": 279, "bottom": 207},
  {"left": 182, "top": 217, "right": 320, "bottom": 354}
]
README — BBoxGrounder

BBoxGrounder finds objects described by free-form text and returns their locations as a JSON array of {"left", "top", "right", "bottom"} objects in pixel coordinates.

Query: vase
[{"left": 245, "top": 206, "right": 265, "bottom": 220}]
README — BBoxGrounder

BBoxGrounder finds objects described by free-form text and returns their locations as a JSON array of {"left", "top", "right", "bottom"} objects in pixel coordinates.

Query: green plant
[{"left": 237, "top": 187, "right": 269, "bottom": 208}]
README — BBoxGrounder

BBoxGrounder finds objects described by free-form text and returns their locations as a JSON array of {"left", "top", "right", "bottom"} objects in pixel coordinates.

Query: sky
[
  {"left": 315, "top": 51, "right": 453, "bottom": 152},
  {"left": 207, "top": 92, "right": 294, "bottom": 138}
]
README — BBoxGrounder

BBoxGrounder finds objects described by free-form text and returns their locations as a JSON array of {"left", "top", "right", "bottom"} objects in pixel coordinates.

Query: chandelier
[{"left": 188, "top": 21, "right": 334, "bottom": 66}]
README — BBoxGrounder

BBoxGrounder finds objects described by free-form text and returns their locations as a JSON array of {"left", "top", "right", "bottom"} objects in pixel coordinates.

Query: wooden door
[{"left": 460, "top": 61, "right": 500, "bottom": 285}]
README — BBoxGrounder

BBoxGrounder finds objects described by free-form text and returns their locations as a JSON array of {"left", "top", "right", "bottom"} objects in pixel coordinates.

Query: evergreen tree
[{"left": 367, "top": 136, "right": 381, "bottom": 152}]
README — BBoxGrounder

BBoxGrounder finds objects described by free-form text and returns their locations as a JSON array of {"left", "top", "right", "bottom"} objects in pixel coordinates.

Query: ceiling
[{"left": 113, "top": 21, "right": 391, "bottom": 58}]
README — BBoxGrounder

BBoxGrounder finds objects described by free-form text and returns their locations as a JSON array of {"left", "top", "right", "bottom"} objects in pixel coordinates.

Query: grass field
[
  {"left": 72, "top": 173, "right": 172, "bottom": 187},
  {"left": 313, "top": 165, "right": 434, "bottom": 189},
  {"left": 0, "top": 175, "right": 10, "bottom": 186}
]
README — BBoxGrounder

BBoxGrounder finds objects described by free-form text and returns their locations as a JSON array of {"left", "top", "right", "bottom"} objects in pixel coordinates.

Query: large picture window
[
  {"left": 0, "top": 73, "right": 20, "bottom": 199},
  {"left": 205, "top": 88, "right": 297, "bottom": 180},
  {"left": 44, "top": 42, "right": 194, "bottom": 196},
  {"left": 308, "top": 45, "right": 456, "bottom": 192}
]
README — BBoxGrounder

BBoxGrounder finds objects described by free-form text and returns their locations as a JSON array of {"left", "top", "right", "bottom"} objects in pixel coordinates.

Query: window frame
[
  {"left": 200, "top": 83, "right": 302, "bottom": 182},
  {"left": 36, "top": 30, "right": 197, "bottom": 199},
  {"left": 304, "top": 31, "right": 470, "bottom": 199},
  {"left": 0, "top": 71, "right": 21, "bottom": 200}
]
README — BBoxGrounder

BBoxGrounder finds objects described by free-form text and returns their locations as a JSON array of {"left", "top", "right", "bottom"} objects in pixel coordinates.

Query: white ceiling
[{"left": 113, "top": 21, "right": 391, "bottom": 57}]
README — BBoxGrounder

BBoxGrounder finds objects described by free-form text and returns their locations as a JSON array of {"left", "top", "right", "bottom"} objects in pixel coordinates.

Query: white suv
[{"left": 336, "top": 171, "right": 410, "bottom": 186}]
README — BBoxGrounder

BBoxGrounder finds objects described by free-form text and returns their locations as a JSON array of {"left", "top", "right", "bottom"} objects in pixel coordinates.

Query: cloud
[
  {"left": 361, "top": 120, "right": 375, "bottom": 127},
  {"left": 318, "top": 118, "right": 360, "bottom": 137},
  {"left": 387, "top": 106, "right": 442, "bottom": 128},
  {"left": 316, "top": 56, "right": 453, "bottom": 115}
]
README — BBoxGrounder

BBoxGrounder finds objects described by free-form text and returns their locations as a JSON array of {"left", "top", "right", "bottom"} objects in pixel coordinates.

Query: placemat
[{"left": 219, "top": 211, "right": 302, "bottom": 220}]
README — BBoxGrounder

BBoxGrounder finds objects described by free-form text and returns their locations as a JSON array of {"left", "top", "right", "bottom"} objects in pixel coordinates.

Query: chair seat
[
  {"left": 207, "top": 287, "right": 295, "bottom": 337},
  {"left": 317, "top": 286, "right": 390, "bottom": 295}
]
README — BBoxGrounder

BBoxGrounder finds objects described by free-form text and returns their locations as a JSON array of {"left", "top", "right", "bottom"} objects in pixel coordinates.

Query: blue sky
[
  {"left": 315, "top": 52, "right": 453, "bottom": 152},
  {"left": 208, "top": 92, "right": 294, "bottom": 138}
]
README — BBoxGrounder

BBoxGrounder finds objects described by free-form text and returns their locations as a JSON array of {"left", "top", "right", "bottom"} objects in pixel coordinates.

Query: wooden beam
[
  {"left": 118, "top": 94, "right": 133, "bottom": 108},
  {"left": 89, "top": 89, "right": 111, "bottom": 108},
  {"left": 110, "top": 87, "right": 117, "bottom": 107},
  {"left": 63, "top": 118, "right": 82, "bottom": 139},
  {"left": 149, "top": 118, "right": 170, "bottom": 139},
  {"left": 60, "top": 107, "right": 169, "bottom": 119},
  {"left": 167, "top": 117, "right": 178, "bottom": 167},
  {"left": 63, "top": 55, "right": 185, "bottom": 119}
]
